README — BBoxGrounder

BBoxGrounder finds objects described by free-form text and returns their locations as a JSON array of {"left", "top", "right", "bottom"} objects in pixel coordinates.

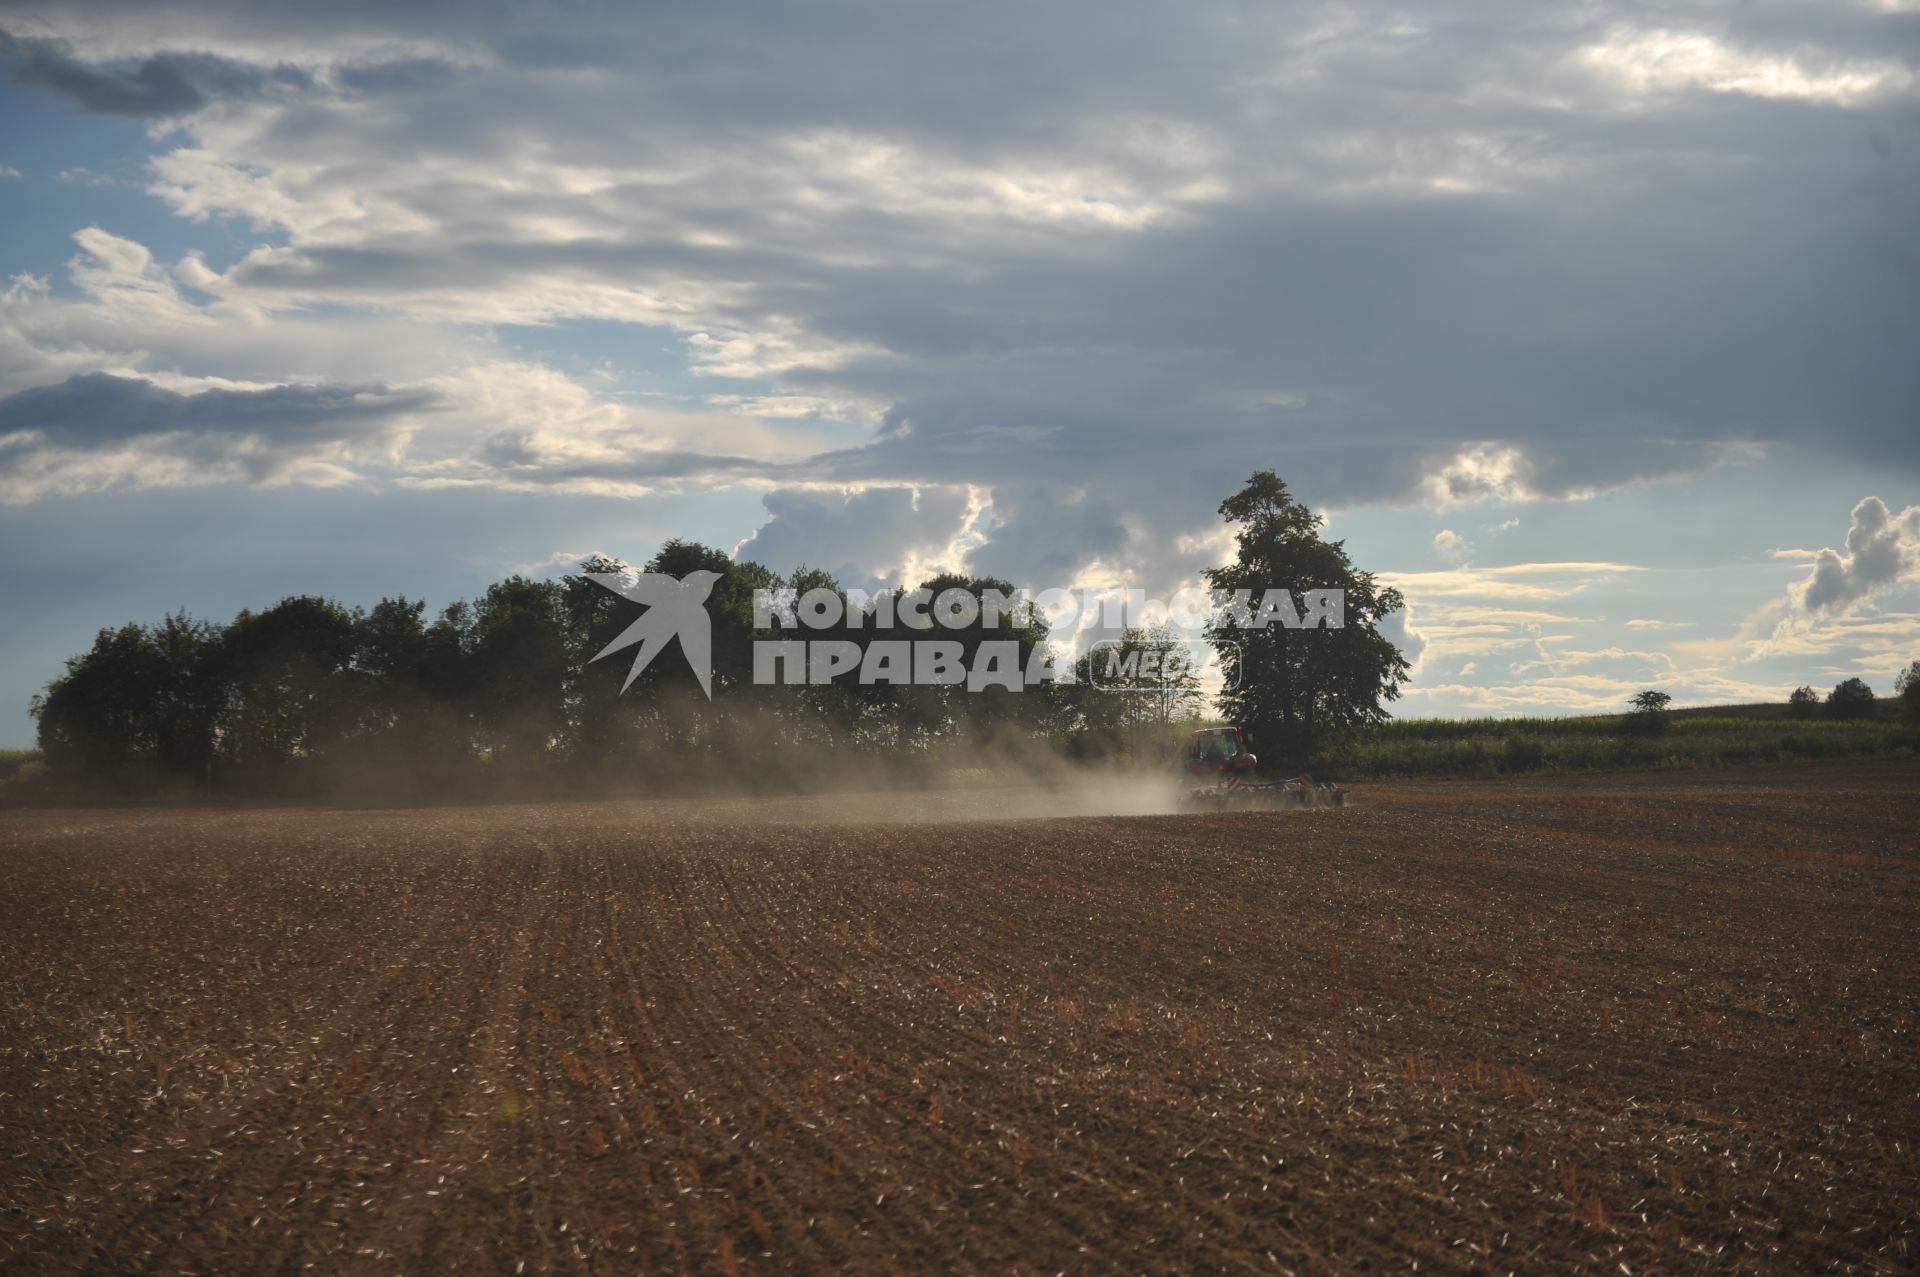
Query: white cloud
[
  {"left": 1381, "top": 561, "right": 1644, "bottom": 601},
  {"left": 1580, "top": 29, "right": 1918, "bottom": 106},
  {"left": 1421, "top": 445, "right": 1533, "bottom": 508},
  {"left": 506, "top": 548, "right": 625, "bottom": 579},
  {"left": 1782, "top": 496, "right": 1920, "bottom": 623},
  {"left": 1433, "top": 528, "right": 1471, "bottom": 565},
  {"left": 1377, "top": 600, "right": 1428, "bottom": 677},
  {"left": 0, "top": 227, "right": 888, "bottom": 502},
  {"left": 732, "top": 484, "right": 984, "bottom": 590}
]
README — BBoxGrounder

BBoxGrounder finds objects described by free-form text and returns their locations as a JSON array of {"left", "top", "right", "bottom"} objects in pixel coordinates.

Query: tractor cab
[
  {"left": 1184, "top": 725, "right": 1257, "bottom": 777},
  {"left": 1179, "top": 724, "right": 1346, "bottom": 808}
]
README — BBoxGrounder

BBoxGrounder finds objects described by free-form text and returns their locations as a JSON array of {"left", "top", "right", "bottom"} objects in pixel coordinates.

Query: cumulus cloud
[
  {"left": 1433, "top": 529, "right": 1471, "bottom": 565},
  {"left": 731, "top": 485, "right": 982, "bottom": 590},
  {"left": 1377, "top": 602, "right": 1428, "bottom": 678},
  {"left": 1786, "top": 496, "right": 1920, "bottom": 621}
]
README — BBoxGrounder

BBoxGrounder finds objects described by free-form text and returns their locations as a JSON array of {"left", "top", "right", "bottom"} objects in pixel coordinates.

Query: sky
[{"left": 0, "top": 0, "right": 1916, "bottom": 745}]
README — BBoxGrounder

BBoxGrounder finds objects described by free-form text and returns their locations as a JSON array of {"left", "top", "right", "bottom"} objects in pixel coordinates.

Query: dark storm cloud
[
  {"left": 332, "top": 57, "right": 461, "bottom": 95},
  {"left": 0, "top": 373, "right": 434, "bottom": 444},
  {"left": 1716, "top": 4, "right": 1920, "bottom": 67},
  {"left": 0, "top": 29, "right": 308, "bottom": 115},
  {"left": 475, "top": 433, "right": 779, "bottom": 485},
  {"left": 0, "top": 0, "right": 1914, "bottom": 586}
]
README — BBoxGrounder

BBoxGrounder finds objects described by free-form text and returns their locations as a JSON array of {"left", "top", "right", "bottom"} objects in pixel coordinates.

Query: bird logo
[{"left": 586, "top": 569, "right": 722, "bottom": 698}]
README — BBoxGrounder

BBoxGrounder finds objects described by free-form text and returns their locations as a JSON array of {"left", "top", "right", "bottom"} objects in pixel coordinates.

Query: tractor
[{"left": 1179, "top": 725, "right": 1346, "bottom": 809}]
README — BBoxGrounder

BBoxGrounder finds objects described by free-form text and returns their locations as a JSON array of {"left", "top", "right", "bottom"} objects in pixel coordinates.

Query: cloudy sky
[{"left": 1, "top": 0, "right": 1916, "bottom": 742}]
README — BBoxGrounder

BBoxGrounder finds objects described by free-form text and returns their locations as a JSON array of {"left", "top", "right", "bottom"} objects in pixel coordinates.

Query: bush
[
  {"left": 1897, "top": 661, "right": 1920, "bottom": 726},
  {"left": 1622, "top": 689, "right": 1672, "bottom": 736},
  {"left": 1827, "top": 677, "right": 1877, "bottom": 721}
]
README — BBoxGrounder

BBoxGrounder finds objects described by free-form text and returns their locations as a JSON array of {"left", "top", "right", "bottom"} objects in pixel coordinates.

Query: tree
[
  {"left": 645, "top": 539, "right": 775, "bottom": 701},
  {"left": 1126, "top": 627, "right": 1206, "bottom": 740},
  {"left": 32, "top": 614, "right": 223, "bottom": 786},
  {"left": 466, "top": 577, "right": 571, "bottom": 774},
  {"left": 1069, "top": 626, "right": 1204, "bottom": 762},
  {"left": 898, "top": 571, "right": 1053, "bottom": 749},
  {"left": 218, "top": 596, "right": 361, "bottom": 777},
  {"left": 1630, "top": 689, "right": 1672, "bottom": 715},
  {"left": 562, "top": 542, "right": 788, "bottom": 782},
  {"left": 1787, "top": 685, "right": 1820, "bottom": 719},
  {"left": 764, "top": 563, "right": 865, "bottom": 749},
  {"left": 347, "top": 596, "right": 471, "bottom": 792},
  {"left": 1895, "top": 661, "right": 1920, "bottom": 726},
  {"left": 1826, "top": 677, "right": 1877, "bottom": 721},
  {"left": 1204, "top": 471, "right": 1410, "bottom": 769},
  {"left": 1625, "top": 688, "right": 1672, "bottom": 735}
]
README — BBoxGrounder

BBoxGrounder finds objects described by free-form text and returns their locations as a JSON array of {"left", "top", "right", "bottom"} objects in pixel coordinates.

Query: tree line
[
  {"left": 30, "top": 542, "right": 1053, "bottom": 799},
  {"left": 1788, "top": 675, "right": 1918, "bottom": 722},
  {"left": 28, "top": 473, "right": 1413, "bottom": 800}
]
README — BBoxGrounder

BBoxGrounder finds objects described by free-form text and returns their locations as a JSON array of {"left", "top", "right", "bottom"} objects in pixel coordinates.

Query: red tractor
[{"left": 1180, "top": 725, "right": 1346, "bottom": 808}]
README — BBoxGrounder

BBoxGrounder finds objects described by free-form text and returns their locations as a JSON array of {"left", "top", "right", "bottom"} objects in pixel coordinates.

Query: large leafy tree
[
  {"left": 1826, "top": 676, "right": 1878, "bottom": 721},
  {"left": 465, "top": 576, "right": 571, "bottom": 771},
  {"left": 650, "top": 539, "right": 779, "bottom": 702},
  {"left": 903, "top": 571, "right": 1051, "bottom": 747},
  {"left": 218, "top": 596, "right": 361, "bottom": 774},
  {"left": 33, "top": 613, "right": 224, "bottom": 785},
  {"left": 1204, "top": 471, "right": 1410, "bottom": 769},
  {"left": 346, "top": 596, "right": 475, "bottom": 791},
  {"left": 562, "top": 542, "right": 784, "bottom": 777}
]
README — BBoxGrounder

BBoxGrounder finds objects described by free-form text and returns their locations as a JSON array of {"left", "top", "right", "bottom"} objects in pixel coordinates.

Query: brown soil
[{"left": 3, "top": 758, "right": 1916, "bottom": 1274}]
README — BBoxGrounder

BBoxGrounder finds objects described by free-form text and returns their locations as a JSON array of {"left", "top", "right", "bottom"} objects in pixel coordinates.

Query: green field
[{"left": 1323, "top": 705, "right": 1913, "bottom": 779}]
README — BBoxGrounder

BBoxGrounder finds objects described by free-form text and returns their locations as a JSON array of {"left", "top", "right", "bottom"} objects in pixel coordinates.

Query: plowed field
[{"left": 3, "top": 760, "right": 1917, "bottom": 1274}]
